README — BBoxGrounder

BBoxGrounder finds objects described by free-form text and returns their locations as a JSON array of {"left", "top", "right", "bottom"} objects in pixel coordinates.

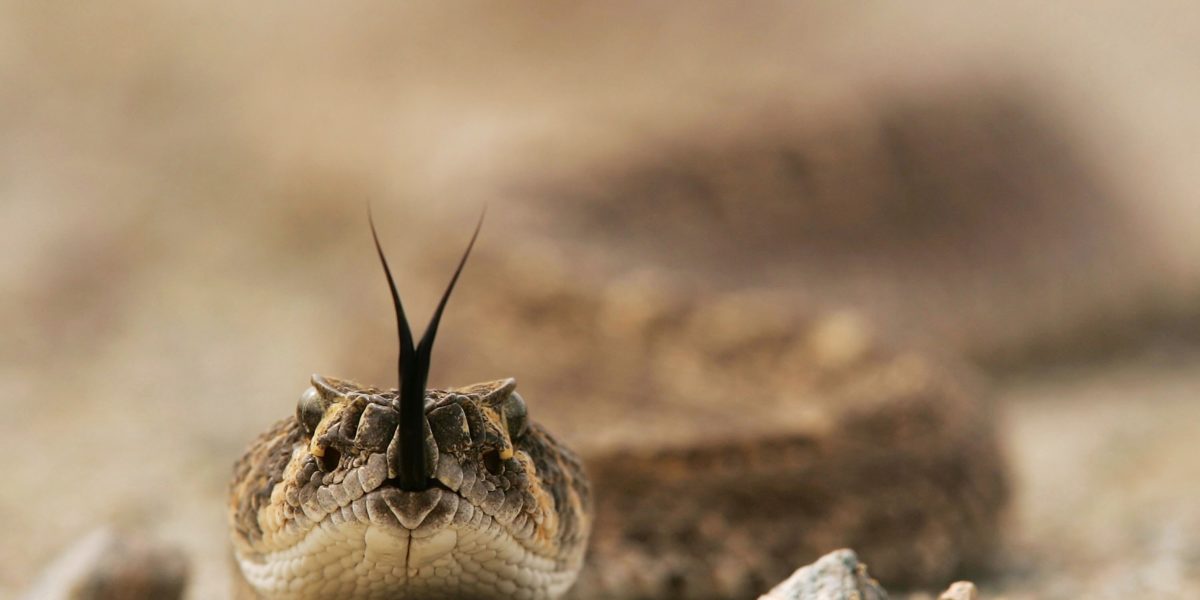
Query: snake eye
[
  {"left": 297, "top": 386, "right": 329, "bottom": 436},
  {"left": 501, "top": 391, "right": 528, "bottom": 440}
]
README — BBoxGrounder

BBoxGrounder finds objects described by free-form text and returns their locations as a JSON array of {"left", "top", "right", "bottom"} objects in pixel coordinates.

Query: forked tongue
[{"left": 369, "top": 208, "right": 483, "bottom": 491}]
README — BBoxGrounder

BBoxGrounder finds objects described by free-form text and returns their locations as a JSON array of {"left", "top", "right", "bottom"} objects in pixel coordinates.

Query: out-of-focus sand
[
  {"left": 996, "top": 353, "right": 1200, "bottom": 599},
  {"left": 2, "top": 2, "right": 1199, "bottom": 598}
]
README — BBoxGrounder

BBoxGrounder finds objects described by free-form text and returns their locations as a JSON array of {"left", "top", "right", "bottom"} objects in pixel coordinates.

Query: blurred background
[{"left": 2, "top": 2, "right": 1199, "bottom": 598}]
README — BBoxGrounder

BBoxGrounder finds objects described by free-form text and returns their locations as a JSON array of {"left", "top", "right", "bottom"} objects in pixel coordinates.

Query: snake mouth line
[
  {"left": 326, "top": 482, "right": 525, "bottom": 573},
  {"left": 242, "top": 477, "right": 561, "bottom": 596},
  {"left": 308, "top": 469, "right": 556, "bottom": 564}
]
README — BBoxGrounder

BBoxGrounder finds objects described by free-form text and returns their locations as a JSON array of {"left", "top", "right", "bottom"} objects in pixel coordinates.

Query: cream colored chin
[{"left": 237, "top": 508, "right": 573, "bottom": 600}]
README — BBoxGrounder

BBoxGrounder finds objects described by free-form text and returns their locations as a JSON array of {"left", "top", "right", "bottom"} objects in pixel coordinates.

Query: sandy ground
[
  {"left": 994, "top": 352, "right": 1200, "bottom": 598},
  {"left": 3, "top": 2, "right": 1200, "bottom": 598}
]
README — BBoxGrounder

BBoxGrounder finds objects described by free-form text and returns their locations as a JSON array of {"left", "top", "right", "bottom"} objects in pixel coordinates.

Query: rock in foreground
[
  {"left": 759, "top": 549, "right": 887, "bottom": 600},
  {"left": 761, "top": 549, "right": 981, "bottom": 600}
]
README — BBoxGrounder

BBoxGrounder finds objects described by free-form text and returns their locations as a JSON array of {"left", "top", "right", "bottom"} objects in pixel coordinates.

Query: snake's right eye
[
  {"left": 500, "top": 391, "right": 529, "bottom": 440},
  {"left": 297, "top": 387, "right": 329, "bottom": 436}
]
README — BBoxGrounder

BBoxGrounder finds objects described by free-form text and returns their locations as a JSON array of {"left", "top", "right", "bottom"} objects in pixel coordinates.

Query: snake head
[{"left": 230, "top": 373, "right": 591, "bottom": 598}]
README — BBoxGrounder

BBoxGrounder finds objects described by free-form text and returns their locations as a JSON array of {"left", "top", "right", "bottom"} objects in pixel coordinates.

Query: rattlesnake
[{"left": 224, "top": 216, "right": 1006, "bottom": 599}]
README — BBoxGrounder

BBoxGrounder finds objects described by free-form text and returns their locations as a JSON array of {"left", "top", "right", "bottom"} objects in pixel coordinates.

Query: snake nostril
[{"left": 482, "top": 449, "right": 503, "bottom": 476}]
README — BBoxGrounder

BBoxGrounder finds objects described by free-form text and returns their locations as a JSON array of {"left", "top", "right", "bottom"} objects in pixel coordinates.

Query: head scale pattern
[{"left": 367, "top": 208, "right": 484, "bottom": 491}]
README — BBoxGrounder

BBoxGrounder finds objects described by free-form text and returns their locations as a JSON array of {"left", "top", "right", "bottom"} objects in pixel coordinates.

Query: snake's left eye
[
  {"left": 297, "top": 387, "right": 329, "bottom": 436},
  {"left": 501, "top": 391, "right": 528, "bottom": 440}
]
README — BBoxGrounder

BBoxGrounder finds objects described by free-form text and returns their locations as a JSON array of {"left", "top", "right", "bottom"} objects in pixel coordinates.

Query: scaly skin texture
[{"left": 228, "top": 376, "right": 591, "bottom": 599}]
